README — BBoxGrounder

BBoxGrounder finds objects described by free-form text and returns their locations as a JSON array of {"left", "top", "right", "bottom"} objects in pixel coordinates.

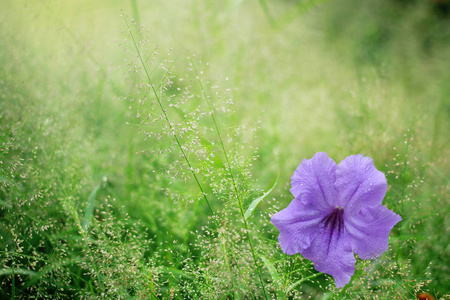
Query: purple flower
[{"left": 271, "top": 152, "right": 401, "bottom": 288}]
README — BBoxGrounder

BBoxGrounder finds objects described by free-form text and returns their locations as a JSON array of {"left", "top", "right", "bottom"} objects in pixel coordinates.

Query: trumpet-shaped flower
[{"left": 271, "top": 152, "right": 401, "bottom": 287}]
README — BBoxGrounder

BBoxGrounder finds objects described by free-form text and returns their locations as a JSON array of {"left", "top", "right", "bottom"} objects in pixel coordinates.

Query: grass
[{"left": 1, "top": 0, "right": 449, "bottom": 298}]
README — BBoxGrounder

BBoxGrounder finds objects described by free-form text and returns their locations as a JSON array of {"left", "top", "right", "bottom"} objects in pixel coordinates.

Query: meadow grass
[{"left": 1, "top": 0, "right": 449, "bottom": 298}]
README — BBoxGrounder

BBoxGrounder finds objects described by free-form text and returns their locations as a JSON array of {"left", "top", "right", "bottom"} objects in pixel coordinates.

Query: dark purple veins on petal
[{"left": 322, "top": 207, "right": 344, "bottom": 253}]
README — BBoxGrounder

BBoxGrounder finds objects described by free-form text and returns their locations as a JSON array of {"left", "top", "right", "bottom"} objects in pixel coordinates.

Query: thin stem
[
  {"left": 287, "top": 272, "right": 323, "bottom": 293},
  {"left": 220, "top": 228, "right": 238, "bottom": 298},
  {"left": 377, "top": 263, "right": 414, "bottom": 297},
  {"left": 11, "top": 264, "right": 15, "bottom": 300},
  {"left": 191, "top": 61, "right": 268, "bottom": 299},
  {"left": 396, "top": 136, "right": 410, "bottom": 265},
  {"left": 123, "top": 17, "right": 215, "bottom": 217},
  {"left": 258, "top": 0, "right": 276, "bottom": 28},
  {"left": 130, "top": 0, "right": 141, "bottom": 28}
]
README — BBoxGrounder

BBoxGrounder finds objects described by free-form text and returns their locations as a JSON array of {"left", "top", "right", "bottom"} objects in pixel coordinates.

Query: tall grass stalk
[
  {"left": 122, "top": 15, "right": 215, "bottom": 217},
  {"left": 123, "top": 14, "right": 269, "bottom": 297},
  {"left": 190, "top": 60, "right": 269, "bottom": 299}
]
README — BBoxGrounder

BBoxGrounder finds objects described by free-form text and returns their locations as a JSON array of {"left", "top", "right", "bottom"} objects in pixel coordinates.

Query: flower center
[{"left": 322, "top": 207, "right": 344, "bottom": 233}]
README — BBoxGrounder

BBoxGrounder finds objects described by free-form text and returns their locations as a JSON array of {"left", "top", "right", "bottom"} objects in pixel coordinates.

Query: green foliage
[{"left": 1, "top": 0, "right": 449, "bottom": 299}]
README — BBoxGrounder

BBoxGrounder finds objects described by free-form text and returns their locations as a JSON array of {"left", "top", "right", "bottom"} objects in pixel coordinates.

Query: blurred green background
[{"left": 1, "top": 0, "right": 449, "bottom": 298}]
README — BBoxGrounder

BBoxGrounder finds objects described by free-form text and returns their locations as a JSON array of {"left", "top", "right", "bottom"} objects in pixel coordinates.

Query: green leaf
[
  {"left": 244, "top": 175, "right": 278, "bottom": 219},
  {"left": 162, "top": 267, "right": 194, "bottom": 279},
  {"left": 81, "top": 183, "right": 101, "bottom": 231},
  {"left": 260, "top": 254, "right": 285, "bottom": 298},
  {"left": 260, "top": 255, "right": 280, "bottom": 285}
]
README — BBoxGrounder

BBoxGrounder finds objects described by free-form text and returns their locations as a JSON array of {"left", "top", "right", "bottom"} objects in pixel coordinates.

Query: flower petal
[
  {"left": 344, "top": 205, "right": 402, "bottom": 259},
  {"left": 302, "top": 225, "right": 356, "bottom": 288},
  {"left": 290, "top": 152, "right": 338, "bottom": 210},
  {"left": 335, "top": 154, "right": 387, "bottom": 212},
  {"left": 271, "top": 198, "right": 327, "bottom": 255}
]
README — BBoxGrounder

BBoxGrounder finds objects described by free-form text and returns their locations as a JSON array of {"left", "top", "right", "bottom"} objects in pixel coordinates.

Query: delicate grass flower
[{"left": 271, "top": 152, "right": 402, "bottom": 288}]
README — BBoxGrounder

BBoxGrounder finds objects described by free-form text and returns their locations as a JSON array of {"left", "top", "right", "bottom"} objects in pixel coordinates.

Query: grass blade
[
  {"left": 244, "top": 175, "right": 278, "bottom": 219},
  {"left": 287, "top": 272, "right": 323, "bottom": 293},
  {"left": 258, "top": 0, "right": 276, "bottom": 27},
  {"left": 82, "top": 183, "right": 101, "bottom": 231},
  {"left": 260, "top": 254, "right": 280, "bottom": 284},
  {"left": 260, "top": 254, "right": 285, "bottom": 298}
]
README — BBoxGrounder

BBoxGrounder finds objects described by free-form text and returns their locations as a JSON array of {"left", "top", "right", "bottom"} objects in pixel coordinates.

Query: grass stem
[
  {"left": 11, "top": 264, "right": 15, "bottom": 300},
  {"left": 191, "top": 60, "right": 268, "bottom": 299},
  {"left": 123, "top": 16, "right": 215, "bottom": 217}
]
